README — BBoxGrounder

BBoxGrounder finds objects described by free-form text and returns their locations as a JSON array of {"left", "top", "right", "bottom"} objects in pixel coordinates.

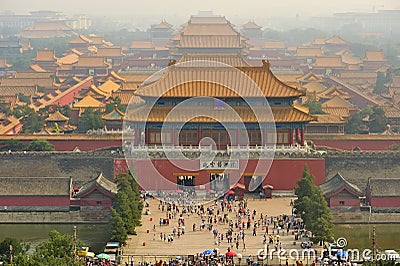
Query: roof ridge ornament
[
  {"left": 168, "top": 59, "right": 177, "bottom": 66},
  {"left": 261, "top": 59, "right": 270, "bottom": 70}
]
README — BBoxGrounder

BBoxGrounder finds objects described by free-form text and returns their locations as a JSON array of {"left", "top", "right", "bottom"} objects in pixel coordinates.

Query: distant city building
[{"left": 20, "top": 20, "right": 74, "bottom": 39}]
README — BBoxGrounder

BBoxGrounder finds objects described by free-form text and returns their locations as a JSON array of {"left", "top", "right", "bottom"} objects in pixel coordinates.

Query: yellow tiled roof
[
  {"left": 33, "top": 49, "right": 56, "bottom": 61},
  {"left": 341, "top": 54, "right": 362, "bottom": 65},
  {"left": 318, "top": 86, "right": 350, "bottom": 100},
  {"left": 89, "top": 85, "right": 110, "bottom": 97},
  {"left": 312, "top": 56, "right": 344, "bottom": 68},
  {"left": 57, "top": 53, "right": 79, "bottom": 65},
  {"left": 364, "top": 50, "right": 386, "bottom": 62},
  {"left": 242, "top": 21, "right": 262, "bottom": 29},
  {"left": 297, "top": 72, "right": 322, "bottom": 83},
  {"left": 74, "top": 94, "right": 104, "bottom": 108},
  {"left": 325, "top": 35, "right": 347, "bottom": 45},
  {"left": 178, "top": 54, "right": 250, "bottom": 67},
  {"left": 112, "top": 91, "right": 144, "bottom": 105},
  {"left": 1, "top": 78, "right": 53, "bottom": 88},
  {"left": 135, "top": 61, "right": 304, "bottom": 99},
  {"left": 295, "top": 47, "right": 322, "bottom": 57},
  {"left": 76, "top": 56, "right": 108, "bottom": 67},
  {"left": 189, "top": 16, "right": 229, "bottom": 24},
  {"left": 125, "top": 105, "right": 314, "bottom": 123},
  {"left": 130, "top": 41, "right": 154, "bottom": 49},
  {"left": 110, "top": 71, "right": 126, "bottom": 82},
  {"left": 152, "top": 19, "right": 173, "bottom": 29},
  {"left": 0, "top": 116, "right": 21, "bottom": 135},
  {"left": 263, "top": 40, "right": 286, "bottom": 49},
  {"left": 45, "top": 110, "right": 69, "bottom": 122},
  {"left": 321, "top": 107, "right": 351, "bottom": 118},
  {"left": 303, "top": 81, "right": 326, "bottom": 93},
  {"left": 183, "top": 23, "right": 238, "bottom": 36},
  {"left": 322, "top": 95, "right": 356, "bottom": 109},
  {"left": 98, "top": 80, "right": 120, "bottom": 94},
  {"left": 179, "top": 35, "right": 242, "bottom": 48},
  {"left": 29, "top": 64, "right": 47, "bottom": 73},
  {"left": 69, "top": 34, "right": 92, "bottom": 44},
  {"left": 96, "top": 47, "right": 124, "bottom": 57},
  {"left": 309, "top": 114, "right": 345, "bottom": 124}
]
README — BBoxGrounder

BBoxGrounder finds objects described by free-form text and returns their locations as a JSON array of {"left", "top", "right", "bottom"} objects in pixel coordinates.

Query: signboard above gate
[{"left": 200, "top": 159, "right": 239, "bottom": 170}]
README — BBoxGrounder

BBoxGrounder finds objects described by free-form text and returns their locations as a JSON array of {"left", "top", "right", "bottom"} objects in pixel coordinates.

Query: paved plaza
[{"left": 122, "top": 197, "right": 320, "bottom": 264}]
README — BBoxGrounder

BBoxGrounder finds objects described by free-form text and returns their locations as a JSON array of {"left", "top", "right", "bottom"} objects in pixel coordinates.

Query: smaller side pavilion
[
  {"left": 320, "top": 172, "right": 362, "bottom": 210},
  {"left": 75, "top": 173, "right": 118, "bottom": 211}
]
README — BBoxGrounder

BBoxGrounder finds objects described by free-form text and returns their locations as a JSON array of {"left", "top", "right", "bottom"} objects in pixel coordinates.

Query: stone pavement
[{"left": 122, "top": 197, "right": 319, "bottom": 264}]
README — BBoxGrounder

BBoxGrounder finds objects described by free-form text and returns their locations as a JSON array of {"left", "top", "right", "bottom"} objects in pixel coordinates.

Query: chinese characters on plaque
[{"left": 200, "top": 159, "right": 239, "bottom": 170}]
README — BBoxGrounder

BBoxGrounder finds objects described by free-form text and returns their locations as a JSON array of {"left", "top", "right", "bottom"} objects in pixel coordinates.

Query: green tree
[
  {"left": 11, "top": 106, "right": 44, "bottom": 133},
  {"left": 77, "top": 108, "right": 105, "bottom": 133},
  {"left": 0, "top": 139, "right": 28, "bottom": 151},
  {"left": 0, "top": 237, "right": 29, "bottom": 264},
  {"left": 345, "top": 111, "right": 365, "bottom": 134},
  {"left": 294, "top": 165, "right": 334, "bottom": 244},
  {"left": 12, "top": 105, "right": 35, "bottom": 119},
  {"left": 17, "top": 93, "right": 31, "bottom": 104},
  {"left": 369, "top": 106, "right": 388, "bottom": 133},
  {"left": 29, "top": 230, "right": 85, "bottom": 266},
  {"left": 105, "top": 97, "right": 127, "bottom": 114},
  {"left": 110, "top": 209, "right": 128, "bottom": 244},
  {"left": 373, "top": 72, "right": 388, "bottom": 94},
  {"left": 0, "top": 102, "right": 12, "bottom": 116},
  {"left": 21, "top": 113, "right": 45, "bottom": 134},
  {"left": 27, "top": 139, "right": 55, "bottom": 151},
  {"left": 345, "top": 107, "right": 373, "bottom": 134},
  {"left": 303, "top": 99, "right": 324, "bottom": 114},
  {"left": 110, "top": 172, "right": 143, "bottom": 244}
]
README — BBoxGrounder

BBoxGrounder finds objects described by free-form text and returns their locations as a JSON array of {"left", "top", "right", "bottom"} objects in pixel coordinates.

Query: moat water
[
  {"left": 334, "top": 224, "right": 400, "bottom": 250},
  {"left": 0, "top": 224, "right": 111, "bottom": 254}
]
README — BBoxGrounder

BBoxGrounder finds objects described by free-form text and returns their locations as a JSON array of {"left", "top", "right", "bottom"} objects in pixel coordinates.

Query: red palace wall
[
  {"left": 52, "top": 77, "right": 93, "bottom": 106},
  {"left": 312, "top": 139, "right": 400, "bottom": 151},
  {"left": 371, "top": 197, "right": 400, "bottom": 208},
  {"left": 0, "top": 196, "right": 71, "bottom": 206},
  {"left": 79, "top": 199, "right": 113, "bottom": 208},
  {"left": 114, "top": 158, "right": 325, "bottom": 191},
  {"left": 48, "top": 140, "right": 122, "bottom": 151},
  {"left": 329, "top": 197, "right": 360, "bottom": 207}
]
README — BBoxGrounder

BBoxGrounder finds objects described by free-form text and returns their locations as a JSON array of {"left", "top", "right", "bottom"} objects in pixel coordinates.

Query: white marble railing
[{"left": 124, "top": 144, "right": 311, "bottom": 154}]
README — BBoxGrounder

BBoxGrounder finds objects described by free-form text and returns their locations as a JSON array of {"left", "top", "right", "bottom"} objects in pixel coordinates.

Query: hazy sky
[{"left": 1, "top": 0, "right": 399, "bottom": 24}]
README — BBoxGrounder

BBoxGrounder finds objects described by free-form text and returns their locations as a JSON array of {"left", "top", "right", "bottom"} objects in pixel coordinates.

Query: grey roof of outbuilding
[
  {"left": 0, "top": 177, "right": 71, "bottom": 196},
  {"left": 367, "top": 178, "right": 400, "bottom": 197},
  {"left": 320, "top": 172, "right": 362, "bottom": 197},
  {"left": 76, "top": 172, "right": 117, "bottom": 197}
]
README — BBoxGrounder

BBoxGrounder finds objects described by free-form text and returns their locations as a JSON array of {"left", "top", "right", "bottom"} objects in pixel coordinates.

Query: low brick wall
[
  {"left": 0, "top": 210, "right": 110, "bottom": 224},
  {"left": 332, "top": 212, "right": 400, "bottom": 224}
]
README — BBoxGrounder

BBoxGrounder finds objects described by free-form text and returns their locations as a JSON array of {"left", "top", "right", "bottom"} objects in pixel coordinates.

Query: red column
[
  {"left": 198, "top": 127, "right": 202, "bottom": 146},
  {"left": 300, "top": 128, "right": 305, "bottom": 146},
  {"left": 289, "top": 129, "right": 293, "bottom": 146},
  {"left": 145, "top": 129, "right": 149, "bottom": 145},
  {"left": 133, "top": 128, "right": 138, "bottom": 145}
]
